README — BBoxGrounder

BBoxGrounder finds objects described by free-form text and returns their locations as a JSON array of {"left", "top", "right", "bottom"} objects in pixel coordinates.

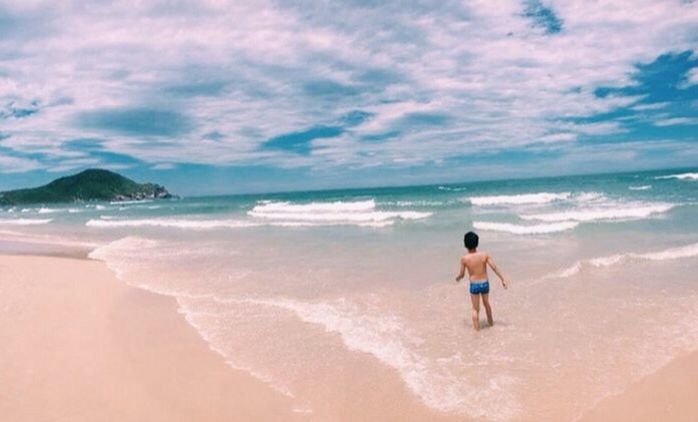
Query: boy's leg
[
  {"left": 470, "top": 293, "right": 481, "bottom": 331},
  {"left": 482, "top": 293, "right": 493, "bottom": 326}
]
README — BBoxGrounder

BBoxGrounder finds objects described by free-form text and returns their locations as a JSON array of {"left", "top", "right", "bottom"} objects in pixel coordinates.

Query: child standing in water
[{"left": 455, "top": 231, "right": 508, "bottom": 331}]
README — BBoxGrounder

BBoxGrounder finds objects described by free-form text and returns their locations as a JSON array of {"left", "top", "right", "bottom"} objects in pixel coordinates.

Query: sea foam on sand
[{"left": 546, "top": 242, "right": 698, "bottom": 279}]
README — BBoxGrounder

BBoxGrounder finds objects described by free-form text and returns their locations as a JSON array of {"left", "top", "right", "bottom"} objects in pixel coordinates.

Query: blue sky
[{"left": 1, "top": 0, "right": 697, "bottom": 195}]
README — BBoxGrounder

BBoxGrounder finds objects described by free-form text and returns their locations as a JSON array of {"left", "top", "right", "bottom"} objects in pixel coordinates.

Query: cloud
[
  {"left": 0, "top": 0, "right": 696, "bottom": 184},
  {"left": 653, "top": 117, "right": 698, "bottom": 126},
  {"left": 0, "top": 154, "right": 40, "bottom": 173},
  {"left": 680, "top": 67, "right": 698, "bottom": 88}
]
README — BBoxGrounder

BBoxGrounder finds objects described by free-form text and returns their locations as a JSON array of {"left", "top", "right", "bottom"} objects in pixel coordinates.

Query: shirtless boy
[{"left": 455, "top": 231, "right": 508, "bottom": 331}]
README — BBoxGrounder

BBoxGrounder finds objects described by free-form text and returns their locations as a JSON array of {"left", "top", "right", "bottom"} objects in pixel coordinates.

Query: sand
[
  {"left": 1, "top": 253, "right": 696, "bottom": 421},
  {"left": 580, "top": 350, "right": 698, "bottom": 422},
  {"left": 0, "top": 254, "right": 452, "bottom": 421},
  {"left": 0, "top": 255, "right": 301, "bottom": 421}
]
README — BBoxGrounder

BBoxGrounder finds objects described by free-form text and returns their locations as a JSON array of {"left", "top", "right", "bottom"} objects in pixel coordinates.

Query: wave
[
  {"left": 0, "top": 218, "right": 53, "bottom": 225},
  {"left": 391, "top": 200, "right": 445, "bottom": 207},
  {"left": 548, "top": 242, "right": 698, "bottom": 278},
  {"left": 628, "top": 185, "right": 652, "bottom": 190},
  {"left": 38, "top": 207, "right": 63, "bottom": 214},
  {"left": 468, "top": 192, "right": 571, "bottom": 206},
  {"left": 85, "top": 216, "right": 403, "bottom": 229},
  {"left": 215, "top": 296, "right": 519, "bottom": 419},
  {"left": 109, "top": 199, "right": 154, "bottom": 205},
  {"left": 473, "top": 221, "right": 578, "bottom": 234},
  {"left": 520, "top": 203, "right": 673, "bottom": 222},
  {"left": 87, "top": 218, "right": 259, "bottom": 229},
  {"left": 655, "top": 172, "right": 698, "bottom": 181},
  {"left": 248, "top": 199, "right": 431, "bottom": 226},
  {"left": 253, "top": 199, "right": 376, "bottom": 213},
  {"left": 249, "top": 210, "right": 431, "bottom": 223},
  {"left": 0, "top": 229, "right": 97, "bottom": 248},
  {"left": 437, "top": 186, "right": 467, "bottom": 192}
]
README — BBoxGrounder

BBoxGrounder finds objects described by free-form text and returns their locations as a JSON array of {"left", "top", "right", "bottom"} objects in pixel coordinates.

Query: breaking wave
[
  {"left": 86, "top": 218, "right": 258, "bottom": 229},
  {"left": 520, "top": 203, "right": 674, "bottom": 223},
  {"left": 547, "top": 242, "right": 698, "bottom": 278},
  {"left": 655, "top": 172, "right": 698, "bottom": 181},
  {"left": 248, "top": 199, "right": 431, "bottom": 226},
  {"left": 0, "top": 218, "right": 53, "bottom": 225},
  {"left": 473, "top": 221, "right": 578, "bottom": 234},
  {"left": 468, "top": 192, "right": 571, "bottom": 206}
]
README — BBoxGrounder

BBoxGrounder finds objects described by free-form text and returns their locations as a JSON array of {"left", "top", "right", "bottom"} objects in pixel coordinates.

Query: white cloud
[
  {"left": 653, "top": 117, "right": 698, "bottom": 126},
  {"left": 680, "top": 67, "right": 698, "bottom": 88},
  {"left": 0, "top": 154, "right": 41, "bottom": 173},
  {"left": 0, "top": 0, "right": 696, "bottom": 172}
]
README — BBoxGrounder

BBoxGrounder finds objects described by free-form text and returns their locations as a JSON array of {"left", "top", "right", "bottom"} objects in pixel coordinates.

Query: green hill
[{"left": 0, "top": 169, "right": 173, "bottom": 205}]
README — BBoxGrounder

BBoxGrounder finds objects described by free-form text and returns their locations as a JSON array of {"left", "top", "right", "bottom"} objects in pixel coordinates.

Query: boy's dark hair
[{"left": 464, "top": 231, "right": 479, "bottom": 249}]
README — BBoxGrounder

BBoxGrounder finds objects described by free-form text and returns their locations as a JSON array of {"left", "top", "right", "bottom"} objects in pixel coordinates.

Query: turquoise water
[{"left": 2, "top": 167, "right": 697, "bottom": 420}]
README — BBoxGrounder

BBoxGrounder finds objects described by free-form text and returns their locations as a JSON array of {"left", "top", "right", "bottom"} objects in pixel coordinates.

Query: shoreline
[
  {"left": 0, "top": 254, "right": 302, "bottom": 421},
  {"left": 0, "top": 253, "right": 453, "bottom": 421},
  {"left": 1, "top": 252, "right": 697, "bottom": 421}
]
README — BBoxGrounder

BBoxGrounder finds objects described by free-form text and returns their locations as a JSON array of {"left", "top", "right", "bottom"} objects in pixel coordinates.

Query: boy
[{"left": 455, "top": 231, "right": 508, "bottom": 331}]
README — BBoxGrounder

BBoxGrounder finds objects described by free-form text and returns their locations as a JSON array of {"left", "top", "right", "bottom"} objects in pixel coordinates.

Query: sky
[{"left": 1, "top": 0, "right": 697, "bottom": 195}]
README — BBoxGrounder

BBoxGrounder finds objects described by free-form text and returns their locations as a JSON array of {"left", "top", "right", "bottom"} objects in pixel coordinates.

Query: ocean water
[{"left": 2, "top": 168, "right": 698, "bottom": 420}]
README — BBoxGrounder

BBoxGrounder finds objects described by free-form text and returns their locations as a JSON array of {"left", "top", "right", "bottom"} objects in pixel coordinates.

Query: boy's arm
[
  {"left": 486, "top": 254, "right": 508, "bottom": 289},
  {"left": 455, "top": 257, "right": 466, "bottom": 282}
]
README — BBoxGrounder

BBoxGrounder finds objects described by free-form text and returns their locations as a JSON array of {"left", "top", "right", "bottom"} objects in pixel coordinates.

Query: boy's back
[{"left": 461, "top": 251, "right": 489, "bottom": 281}]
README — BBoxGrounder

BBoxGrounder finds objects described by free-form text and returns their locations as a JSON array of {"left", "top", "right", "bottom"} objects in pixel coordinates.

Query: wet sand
[
  {"left": 1, "top": 253, "right": 696, "bottom": 421},
  {"left": 0, "top": 254, "right": 449, "bottom": 421},
  {"left": 580, "top": 350, "right": 698, "bottom": 422},
  {"left": 0, "top": 254, "right": 300, "bottom": 421}
]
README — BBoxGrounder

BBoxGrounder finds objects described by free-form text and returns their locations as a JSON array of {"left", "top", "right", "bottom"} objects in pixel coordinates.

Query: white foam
[
  {"left": 253, "top": 199, "right": 376, "bottom": 213},
  {"left": 655, "top": 172, "right": 698, "bottom": 181},
  {"left": 468, "top": 192, "right": 571, "bottom": 206},
  {"left": 0, "top": 229, "right": 97, "bottom": 248},
  {"left": 86, "top": 218, "right": 259, "bottom": 229},
  {"left": 249, "top": 210, "right": 430, "bottom": 222},
  {"left": 473, "top": 221, "right": 578, "bottom": 234},
  {"left": 0, "top": 218, "right": 52, "bottom": 225},
  {"left": 217, "top": 296, "right": 521, "bottom": 419},
  {"left": 37, "top": 207, "right": 62, "bottom": 214},
  {"left": 437, "top": 186, "right": 467, "bottom": 192},
  {"left": 548, "top": 242, "right": 698, "bottom": 278},
  {"left": 109, "top": 199, "right": 154, "bottom": 205},
  {"left": 248, "top": 199, "right": 431, "bottom": 226},
  {"left": 520, "top": 203, "right": 674, "bottom": 222},
  {"left": 628, "top": 185, "right": 652, "bottom": 190}
]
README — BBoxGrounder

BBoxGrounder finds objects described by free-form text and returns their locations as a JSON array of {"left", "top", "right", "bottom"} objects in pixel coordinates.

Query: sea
[{"left": 1, "top": 167, "right": 697, "bottom": 420}]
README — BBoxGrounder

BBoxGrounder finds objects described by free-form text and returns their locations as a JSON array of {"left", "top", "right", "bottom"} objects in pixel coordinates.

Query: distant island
[{"left": 0, "top": 169, "right": 173, "bottom": 205}]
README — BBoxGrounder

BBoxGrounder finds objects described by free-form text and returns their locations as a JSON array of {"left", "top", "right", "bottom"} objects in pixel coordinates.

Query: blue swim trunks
[{"left": 469, "top": 279, "right": 490, "bottom": 295}]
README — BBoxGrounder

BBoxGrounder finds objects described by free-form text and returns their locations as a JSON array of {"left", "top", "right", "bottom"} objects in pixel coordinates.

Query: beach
[
  {"left": 581, "top": 350, "right": 698, "bottom": 421},
  {"left": 1, "top": 168, "right": 697, "bottom": 420},
  {"left": 0, "top": 254, "right": 450, "bottom": 421},
  {"left": 0, "top": 254, "right": 301, "bottom": 421},
  {"left": 1, "top": 253, "right": 697, "bottom": 421}
]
